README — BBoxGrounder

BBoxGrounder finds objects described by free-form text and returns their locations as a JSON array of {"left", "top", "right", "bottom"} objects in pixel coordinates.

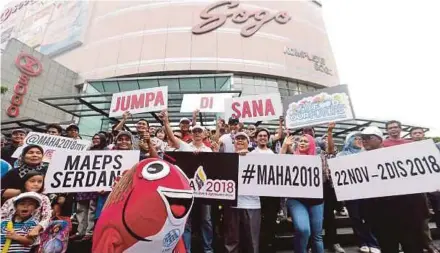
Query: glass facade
[{"left": 78, "top": 73, "right": 318, "bottom": 138}]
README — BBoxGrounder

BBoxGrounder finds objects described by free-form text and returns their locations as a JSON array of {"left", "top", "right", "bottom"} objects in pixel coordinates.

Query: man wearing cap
[
  {"left": 218, "top": 117, "right": 240, "bottom": 153},
  {"left": 1, "top": 129, "right": 27, "bottom": 166},
  {"left": 223, "top": 131, "right": 261, "bottom": 253},
  {"left": 160, "top": 110, "right": 214, "bottom": 253},
  {"left": 361, "top": 126, "right": 427, "bottom": 253}
]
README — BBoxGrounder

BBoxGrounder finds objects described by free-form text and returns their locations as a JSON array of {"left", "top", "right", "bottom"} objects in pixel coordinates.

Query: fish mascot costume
[{"left": 92, "top": 158, "right": 194, "bottom": 253}]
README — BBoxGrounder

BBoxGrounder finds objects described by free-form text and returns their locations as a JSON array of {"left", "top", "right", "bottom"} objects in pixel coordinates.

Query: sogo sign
[
  {"left": 6, "top": 53, "right": 43, "bottom": 118},
  {"left": 0, "top": 0, "right": 39, "bottom": 24}
]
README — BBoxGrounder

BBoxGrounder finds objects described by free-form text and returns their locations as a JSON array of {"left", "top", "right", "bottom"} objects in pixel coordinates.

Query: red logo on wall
[{"left": 6, "top": 53, "right": 43, "bottom": 118}]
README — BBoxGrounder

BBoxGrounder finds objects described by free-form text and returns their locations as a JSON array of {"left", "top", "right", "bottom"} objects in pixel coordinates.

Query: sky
[{"left": 321, "top": 0, "right": 440, "bottom": 137}]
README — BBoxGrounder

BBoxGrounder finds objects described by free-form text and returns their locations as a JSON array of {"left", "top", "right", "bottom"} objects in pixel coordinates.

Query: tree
[
  {"left": 0, "top": 85, "right": 7, "bottom": 95},
  {"left": 433, "top": 137, "right": 440, "bottom": 143}
]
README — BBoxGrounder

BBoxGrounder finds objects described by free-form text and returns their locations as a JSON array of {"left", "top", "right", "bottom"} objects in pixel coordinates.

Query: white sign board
[
  {"left": 328, "top": 140, "right": 440, "bottom": 201},
  {"left": 238, "top": 153, "right": 323, "bottom": 198},
  {"left": 12, "top": 132, "right": 91, "bottom": 162},
  {"left": 180, "top": 93, "right": 233, "bottom": 113},
  {"left": 224, "top": 93, "right": 283, "bottom": 122},
  {"left": 109, "top": 86, "right": 168, "bottom": 117},
  {"left": 44, "top": 150, "right": 140, "bottom": 193}
]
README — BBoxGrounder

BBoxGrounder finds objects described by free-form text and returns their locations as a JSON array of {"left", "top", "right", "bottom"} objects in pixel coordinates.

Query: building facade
[{"left": 1, "top": 0, "right": 340, "bottom": 137}]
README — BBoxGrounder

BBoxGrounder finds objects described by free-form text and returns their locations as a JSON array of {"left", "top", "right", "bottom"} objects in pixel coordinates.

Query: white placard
[
  {"left": 224, "top": 93, "right": 283, "bottom": 122},
  {"left": 12, "top": 132, "right": 91, "bottom": 162},
  {"left": 238, "top": 153, "right": 323, "bottom": 198},
  {"left": 180, "top": 93, "right": 233, "bottom": 113},
  {"left": 328, "top": 139, "right": 440, "bottom": 201},
  {"left": 109, "top": 86, "right": 168, "bottom": 117},
  {"left": 44, "top": 150, "right": 140, "bottom": 193}
]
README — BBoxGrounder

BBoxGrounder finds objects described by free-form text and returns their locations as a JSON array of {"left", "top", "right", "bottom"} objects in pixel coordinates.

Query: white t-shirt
[
  {"left": 219, "top": 133, "right": 235, "bottom": 153},
  {"left": 234, "top": 147, "right": 273, "bottom": 209},
  {"left": 178, "top": 140, "right": 212, "bottom": 152}
]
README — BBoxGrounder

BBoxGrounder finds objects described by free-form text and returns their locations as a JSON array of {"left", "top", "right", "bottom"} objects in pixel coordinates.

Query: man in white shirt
[
  {"left": 224, "top": 132, "right": 261, "bottom": 253},
  {"left": 252, "top": 128, "right": 279, "bottom": 253},
  {"left": 160, "top": 110, "right": 214, "bottom": 253},
  {"left": 219, "top": 117, "right": 240, "bottom": 153}
]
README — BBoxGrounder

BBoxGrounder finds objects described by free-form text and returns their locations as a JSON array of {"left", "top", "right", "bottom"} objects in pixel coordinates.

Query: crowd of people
[{"left": 1, "top": 108, "right": 440, "bottom": 253}]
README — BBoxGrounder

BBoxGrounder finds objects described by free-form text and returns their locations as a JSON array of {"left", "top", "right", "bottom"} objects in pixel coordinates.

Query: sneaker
[
  {"left": 332, "top": 244, "right": 345, "bottom": 253},
  {"left": 370, "top": 247, "right": 381, "bottom": 253},
  {"left": 359, "top": 246, "right": 369, "bottom": 253},
  {"left": 428, "top": 243, "right": 440, "bottom": 253}
]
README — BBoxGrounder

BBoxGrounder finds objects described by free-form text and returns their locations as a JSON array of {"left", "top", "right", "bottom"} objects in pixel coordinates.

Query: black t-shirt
[{"left": 1, "top": 144, "right": 19, "bottom": 167}]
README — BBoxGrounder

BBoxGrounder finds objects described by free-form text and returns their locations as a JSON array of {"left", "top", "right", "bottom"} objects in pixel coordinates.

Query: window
[
  {"left": 118, "top": 80, "right": 139, "bottom": 91},
  {"left": 159, "top": 78, "right": 179, "bottom": 91},
  {"left": 179, "top": 77, "right": 200, "bottom": 92},
  {"left": 89, "top": 82, "right": 105, "bottom": 93},
  {"left": 215, "top": 76, "right": 231, "bottom": 91},
  {"left": 266, "top": 78, "right": 279, "bottom": 93},
  {"left": 254, "top": 77, "right": 267, "bottom": 94},
  {"left": 102, "top": 81, "right": 119, "bottom": 93},
  {"left": 200, "top": 77, "right": 215, "bottom": 91},
  {"left": 138, "top": 79, "right": 159, "bottom": 89}
]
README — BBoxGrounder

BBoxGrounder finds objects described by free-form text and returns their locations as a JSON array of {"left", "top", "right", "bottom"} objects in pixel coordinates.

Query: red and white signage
[
  {"left": 7, "top": 53, "right": 43, "bottom": 118},
  {"left": 224, "top": 93, "right": 283, "bottom": 122},
  {"left": 180, "top": 93, "right": 233, "bottom": 113},
  {"left": 109, "top": 86, "right": 168, "bottom": 117}
]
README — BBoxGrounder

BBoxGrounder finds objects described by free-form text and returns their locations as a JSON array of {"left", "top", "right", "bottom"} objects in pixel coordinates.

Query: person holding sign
[
  {"left": 360, "top": 126, "right": 427, "bottom": 253},
  {"left": 160, "top": 110, "right": 214, "bottom": 253},
  {"left": 223, "top": 132, "right": 261, "bottom": 253},
  {"left": 1, "top": 145, "right": 46, "bottom": 202},
  {"left": 337, "top": 132, "right": 380, "bottom": 253},
  {"left": 281, "top": 134, "right": 324, "bottom": 253}
]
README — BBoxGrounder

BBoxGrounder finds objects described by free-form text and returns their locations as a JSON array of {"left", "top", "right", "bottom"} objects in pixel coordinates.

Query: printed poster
[
  {"left": 44, "top": 150, "right": 140, "bottom": 193},
  {"left": 239, "top": 153, "right": 323, "bottom": 198},
  {"left": 282, "top": 85, "right": 355, "bottom": 129},
  {"left": 12, "top": 132, "right": 91, "bottom": 163},
  {"left": 38, "top": 220, "right": 70, "bottom": 253},
  {"left": 165, "top": 152, "right": 239, "bottom": 205},
  {"left": 328, "top": 139, "right": 440, "bottom": 201}
]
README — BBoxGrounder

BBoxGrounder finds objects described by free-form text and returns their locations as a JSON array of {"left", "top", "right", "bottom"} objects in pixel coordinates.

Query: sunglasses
[{"left": 361, "top": 135, "right": 375, "bottom": 140}]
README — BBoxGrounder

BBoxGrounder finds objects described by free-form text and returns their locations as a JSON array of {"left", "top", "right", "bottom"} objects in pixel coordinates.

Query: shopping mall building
[{"left": 0, "top": 0, "right": 427, "bottom": 139}]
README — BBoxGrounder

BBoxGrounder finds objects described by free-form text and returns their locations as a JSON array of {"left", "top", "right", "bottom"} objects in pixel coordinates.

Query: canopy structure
[{"left": 35, "top": 91, "right": 429, "bottom": 144}]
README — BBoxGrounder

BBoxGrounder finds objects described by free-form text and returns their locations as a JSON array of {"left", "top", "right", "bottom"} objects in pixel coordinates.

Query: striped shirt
[{"left": 1, "top": 217, "right": 37, "bottom": 253}]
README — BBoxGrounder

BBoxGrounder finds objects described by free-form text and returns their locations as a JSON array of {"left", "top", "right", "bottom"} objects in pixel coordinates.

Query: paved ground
[{"left": 276, "top": 240, "right": 440, "bottom": 253}]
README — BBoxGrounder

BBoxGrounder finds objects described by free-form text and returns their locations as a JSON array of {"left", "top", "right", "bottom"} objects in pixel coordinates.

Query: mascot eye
[{"left": 141, "top": 161, "right": 170, "bottom": 180}]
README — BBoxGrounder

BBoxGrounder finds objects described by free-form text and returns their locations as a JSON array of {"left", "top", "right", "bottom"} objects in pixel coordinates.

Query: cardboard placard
[
  {"left": 238, "top": 153, "right": 323, "bottom": 198},
  {"left": 180, "top": 93, "right": 233, "bottom": 113},
  {"left": 44, "top": 150, "right": 140, "bottom": 193},
  {"left": 109, "top": 86, "right": 168, "bottom": 117},
  {"left": 224, "top": 93, "right": 283, "bottom": 122},
  {"left": 282, "top": 85, "right": 355, "bottom": 129},
  {"left": 12, "top": 132, "right": 91, "bottom": 163},
  {"left": 328, "top": 140, "right": 440, "bottom": 201}
]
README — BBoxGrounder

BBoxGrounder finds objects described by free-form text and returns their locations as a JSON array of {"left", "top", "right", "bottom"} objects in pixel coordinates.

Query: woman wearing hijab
[
  {"left": 281, "top": 134, "right": 324, "bottom": 253},
  {"left": 338, "top": 132, "right": 380, "bottom": 253},
  {"left": 1, "top": 145, "right": 46, "bottom": 202}
]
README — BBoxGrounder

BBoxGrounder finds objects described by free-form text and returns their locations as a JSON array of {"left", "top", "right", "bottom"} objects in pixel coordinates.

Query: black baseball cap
[{"left": 228, "top": 117, "right": 239, "bottom": 125}]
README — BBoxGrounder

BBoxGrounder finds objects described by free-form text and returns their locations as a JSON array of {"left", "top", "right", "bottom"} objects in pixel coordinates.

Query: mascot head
[{"left": 94, "top": 158, "right": 194, "bottom": 252}]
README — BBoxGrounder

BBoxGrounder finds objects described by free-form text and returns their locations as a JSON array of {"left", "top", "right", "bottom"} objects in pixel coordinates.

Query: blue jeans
[
  {"left": 287, "top": 199, "right": 324, "bottom": 253},
  {"left": 183, "top": 204, "right": 213, "bottom": 253},
  {"left": 345, "top": 200, "right": 379, "bottom": 248}
]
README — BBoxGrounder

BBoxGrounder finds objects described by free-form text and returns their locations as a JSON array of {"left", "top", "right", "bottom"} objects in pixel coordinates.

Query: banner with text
[
  {"left": 239, "top": 153, "right": 323, "bottom": 198},
  {"left": 12, "top": 132, "right": 91, "bottom": 163},
  {"left": 224, "top": 93, "right": 283, "bottom": 122},
  {"left": 180, "top": 93, "right": 234, "bottom": 113},
  {"left": 109, "top": 86, "right": 168, "bottom": 117},
  {"left": 282, "top": 85, "right": 355, "bottom": 129},
  {"left": 328, "top": 140, "right": 440, "bottom": 201},
  {"left": 165, "top": 152, "right": 238, "bottom": 205},
  {"left": 44, "top": 150, "right": 140, "bottom": 193}
]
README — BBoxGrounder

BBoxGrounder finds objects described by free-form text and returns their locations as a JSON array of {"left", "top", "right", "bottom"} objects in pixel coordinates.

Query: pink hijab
[{"left": 294, "top": 134, "right": 316, "bottom": 156}]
